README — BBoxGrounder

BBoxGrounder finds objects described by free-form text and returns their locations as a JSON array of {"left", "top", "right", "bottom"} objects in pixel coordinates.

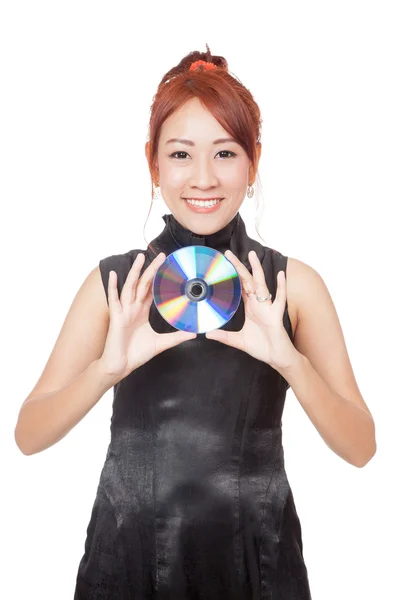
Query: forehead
[{"left": 159, "top": 97, "right": 230, "bottom": 142}]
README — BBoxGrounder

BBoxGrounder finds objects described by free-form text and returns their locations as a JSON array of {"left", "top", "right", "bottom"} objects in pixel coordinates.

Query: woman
[{"left": 15, "top": 45, "right": 376, "bottom": 599}]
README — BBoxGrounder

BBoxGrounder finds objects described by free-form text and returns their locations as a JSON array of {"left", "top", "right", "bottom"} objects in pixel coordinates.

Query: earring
[
  {"left": 153, "top": 183, "right": 161, "bottom": 201},
  {"left": 247, "top": 184, "right": 254, "bottom": 198}
]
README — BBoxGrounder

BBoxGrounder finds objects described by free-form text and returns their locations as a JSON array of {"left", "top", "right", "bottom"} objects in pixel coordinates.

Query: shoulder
[
  {"left": 286, "top": 255, "right": 332, "bottom": 340},
  {"left": 99, "top": 248, "right": 140, "bottom": 270},
  {"left": 286, "top": 256, "right": 326, "bottom": 298}
]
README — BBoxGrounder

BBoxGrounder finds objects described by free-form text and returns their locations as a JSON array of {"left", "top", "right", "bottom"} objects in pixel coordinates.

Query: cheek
[
  {"left": 160, "top": 164, "right": 187, "bottom": 188},
  {"left": 170, "top": 171, "right": 188, "bottom": 187},
  {"left": 220, "top": 163, "right": 249, "bottom": 190}
]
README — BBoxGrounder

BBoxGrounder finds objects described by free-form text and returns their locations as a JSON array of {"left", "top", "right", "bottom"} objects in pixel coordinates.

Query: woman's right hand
[{"left": 99, "top": 252, "right": 197, "bottom": 383}]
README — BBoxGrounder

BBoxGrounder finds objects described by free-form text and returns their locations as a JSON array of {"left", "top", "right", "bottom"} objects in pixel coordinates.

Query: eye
[
  {"left": 168, "top": 150, "right": 237, "bottom": 159},
  {"left": 169, "top": 151, "right": 190, "bottom": 159},
  {"left": 217, "top": 150, "right": 237, "bottom": 159}
]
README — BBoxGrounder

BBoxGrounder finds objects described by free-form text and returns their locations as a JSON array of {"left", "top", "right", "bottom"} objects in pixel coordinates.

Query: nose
[{"left": 189, "top": 157, "right": 219, "bottom": 190}]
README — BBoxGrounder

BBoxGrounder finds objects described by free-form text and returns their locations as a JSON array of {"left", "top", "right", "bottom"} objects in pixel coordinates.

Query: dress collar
[
  {"left": 147, "top": 210, "right": 257, "bottom": 272},
  {"left": 161, "top": 212, "right": 240, "bottom": 251}
]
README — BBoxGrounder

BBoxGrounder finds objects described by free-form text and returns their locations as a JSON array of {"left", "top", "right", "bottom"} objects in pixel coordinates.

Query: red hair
[{"left": 144, "top": 44, "right": 264, "bottom": 253}]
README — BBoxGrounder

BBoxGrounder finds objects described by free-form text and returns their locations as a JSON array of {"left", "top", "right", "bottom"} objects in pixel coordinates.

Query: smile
[{"left": 185, "top": 198, "right": 222, "bottom": 207}]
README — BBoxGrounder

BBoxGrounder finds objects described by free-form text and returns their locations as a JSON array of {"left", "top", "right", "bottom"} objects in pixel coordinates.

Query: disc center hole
[{"left": 191, "top": 283, "right": 203, "bottom": 298}]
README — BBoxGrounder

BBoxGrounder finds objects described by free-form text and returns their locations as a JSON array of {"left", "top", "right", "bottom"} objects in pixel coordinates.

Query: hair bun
[
  {"left": 179, "top": 43, "right": 228, "bottom": 74},
  {"left": 159, "top": 44, "right": 229, "bottom": 86}
]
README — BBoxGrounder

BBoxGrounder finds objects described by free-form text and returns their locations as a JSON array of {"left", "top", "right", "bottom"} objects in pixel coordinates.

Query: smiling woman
[{"left": 14, "top": 42, "right": 375, "bottom": 600}]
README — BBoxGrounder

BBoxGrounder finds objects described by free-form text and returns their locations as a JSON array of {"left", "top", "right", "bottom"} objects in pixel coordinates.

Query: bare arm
[
  {"left": 14, "top": 265, "right": 116, "bottom": 455},
  {"left": 15, "top": 359, "right": 117, "bottom": 455},
  {"left": 280, "top": 257, "right": 376, "bottom": 467}
]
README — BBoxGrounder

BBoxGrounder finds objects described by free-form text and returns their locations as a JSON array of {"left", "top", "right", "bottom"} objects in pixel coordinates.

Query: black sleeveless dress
[{"left": 74, "top": 211, "right": 312, "bottom": 599}]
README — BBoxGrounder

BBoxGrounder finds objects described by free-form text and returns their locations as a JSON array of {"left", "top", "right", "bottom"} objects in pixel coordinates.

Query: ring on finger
[{"left": 245, "top": 288, "right": 272, "bottom": 302}]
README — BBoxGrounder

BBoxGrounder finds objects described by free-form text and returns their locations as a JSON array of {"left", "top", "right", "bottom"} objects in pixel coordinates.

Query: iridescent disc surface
[{"left": 152, "top": 245, "right": 242, "bottom": 334}]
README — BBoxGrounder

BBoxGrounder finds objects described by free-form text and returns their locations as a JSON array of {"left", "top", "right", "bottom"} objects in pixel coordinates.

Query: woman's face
[{"left": 149, "top": 97, "right": 260, "bottom": 235}]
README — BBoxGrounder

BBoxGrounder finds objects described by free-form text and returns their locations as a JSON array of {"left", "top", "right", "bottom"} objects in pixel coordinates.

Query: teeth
[{"left": 186, "top": 198, "right": 221, "bottom": 207}]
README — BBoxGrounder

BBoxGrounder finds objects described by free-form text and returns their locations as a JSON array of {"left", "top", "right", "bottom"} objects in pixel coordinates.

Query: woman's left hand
[{"left": 205, "top": 249, "right": 299, "bottom": 371}]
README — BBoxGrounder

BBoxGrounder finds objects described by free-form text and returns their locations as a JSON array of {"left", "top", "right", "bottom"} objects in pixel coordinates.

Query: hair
[{"left": 144, "top": 43, "right": 266, "bottom": 254}]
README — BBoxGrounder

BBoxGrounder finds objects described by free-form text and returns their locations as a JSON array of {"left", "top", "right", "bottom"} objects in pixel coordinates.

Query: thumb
[
  {"left": 156, "top": 330, "right": 197, "bottom": 354},
  {"left": 206, "top": 329, "right": 241, "bottom": 350}
]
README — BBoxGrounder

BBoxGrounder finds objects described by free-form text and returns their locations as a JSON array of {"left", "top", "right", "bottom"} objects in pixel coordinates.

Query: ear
[{"left": 249, "top": 142, "right": 262, "bottom": 184}]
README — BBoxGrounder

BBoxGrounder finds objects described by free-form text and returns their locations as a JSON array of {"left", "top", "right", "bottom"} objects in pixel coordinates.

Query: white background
[{"left": 2, "top": 1, "right": 399, "bottom": 598}]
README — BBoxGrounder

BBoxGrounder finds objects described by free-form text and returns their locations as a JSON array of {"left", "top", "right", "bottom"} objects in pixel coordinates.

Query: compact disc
[{"left": 152, "top": 245, "right": 242, "bottom": 334}]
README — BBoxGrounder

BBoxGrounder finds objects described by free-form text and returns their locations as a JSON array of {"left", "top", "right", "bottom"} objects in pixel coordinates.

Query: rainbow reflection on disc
[{"left": 152, "top": 245, "right": 242, "bottom": 334}]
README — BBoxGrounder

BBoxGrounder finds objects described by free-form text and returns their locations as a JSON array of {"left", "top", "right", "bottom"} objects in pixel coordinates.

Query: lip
[
  {"left": 184, "top": 198, "right": 223, "bottom": 214},
  {"left": 183, "top": 197, "right": 224, "bottom": 201}
]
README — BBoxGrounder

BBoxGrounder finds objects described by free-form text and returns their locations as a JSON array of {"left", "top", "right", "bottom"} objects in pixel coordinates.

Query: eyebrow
[{"left": 165, "top": 137, "right": 238, "bottom": 146}]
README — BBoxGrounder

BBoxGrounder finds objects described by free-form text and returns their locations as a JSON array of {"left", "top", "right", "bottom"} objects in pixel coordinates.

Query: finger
[
  {"left": 225, "top": 250, "right": 255, "bottom": 301},
  {"left": 274, "top": 270, "right": 286, "bottom": 309},
  {"left": 120, "top": 252, "right": 146, "bottom": 304},
  {"left": 135, "top": 252, "right": 166, "bottom": 304},
  {"left": 248, "top": 250, "right": 272, "bottom": 302},
  {"left": 205, "top": 328, "right": 244, "bottom": 352},
  {"left": 121, "top": 252, "right": 165, "bottom": 305},
  {"left": 108, "top": 270, "right": 121, "bottom": 314},
  {"left": 155, "top": 330, "right": 197, "bottom": 355}
]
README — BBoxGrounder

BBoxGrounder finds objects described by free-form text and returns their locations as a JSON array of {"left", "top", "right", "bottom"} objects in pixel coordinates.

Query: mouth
[
  {"left": 184, "top": 198, "right": 224, "bottom": 206},
  {"left": 183, "top": 197, "right": 224, "bottom": 213}
]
